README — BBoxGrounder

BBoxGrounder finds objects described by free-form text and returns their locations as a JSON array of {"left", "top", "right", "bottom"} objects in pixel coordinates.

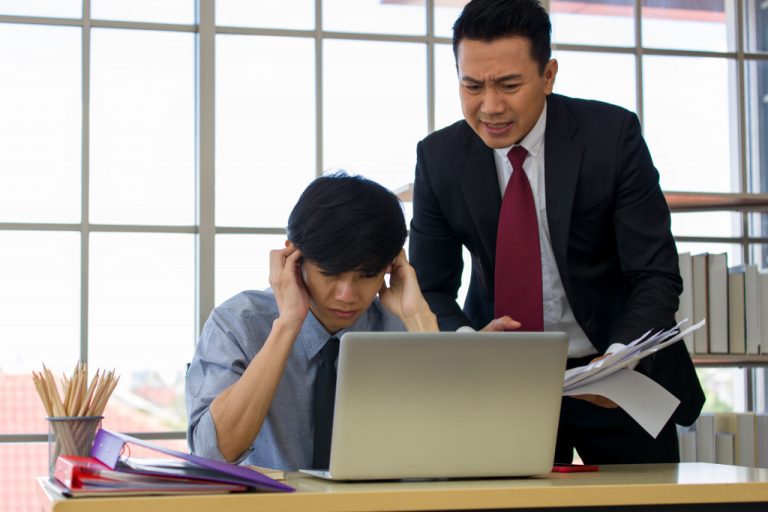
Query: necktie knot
[
  {"left": 507, "top": 145, "right": 528, "bottom": 173},
  {"left": 318, "top": 337, "right": 339, "bottom": 365}
]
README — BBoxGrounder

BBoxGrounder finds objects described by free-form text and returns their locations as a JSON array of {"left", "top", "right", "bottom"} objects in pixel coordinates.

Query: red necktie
[{"left": 494, "top": 146, "right": 543, "bottom": 331}]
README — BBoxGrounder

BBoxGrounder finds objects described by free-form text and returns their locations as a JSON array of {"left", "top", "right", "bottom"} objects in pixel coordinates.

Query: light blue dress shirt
[{"left": 185, "top": 289, "right": 405, "bottom": 470}]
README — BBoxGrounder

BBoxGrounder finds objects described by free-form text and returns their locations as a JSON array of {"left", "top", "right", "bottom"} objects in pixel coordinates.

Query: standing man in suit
[{"left": 409, "top": 0, "right": 704, "bottom": 464}]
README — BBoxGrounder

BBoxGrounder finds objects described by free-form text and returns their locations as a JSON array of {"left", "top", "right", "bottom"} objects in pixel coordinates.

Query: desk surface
[{"left": 36, "top": 463, "right": 768, "bottom": 512}]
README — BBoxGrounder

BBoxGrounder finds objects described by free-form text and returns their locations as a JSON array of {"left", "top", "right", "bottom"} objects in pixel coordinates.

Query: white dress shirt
[{"left": 493, "top": 103, "right": 597, "bottom": 358}]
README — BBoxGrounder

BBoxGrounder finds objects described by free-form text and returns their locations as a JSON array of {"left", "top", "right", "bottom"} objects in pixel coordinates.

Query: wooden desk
[{"left": 37, "top": 463, "right": 768, "bottom": 512}]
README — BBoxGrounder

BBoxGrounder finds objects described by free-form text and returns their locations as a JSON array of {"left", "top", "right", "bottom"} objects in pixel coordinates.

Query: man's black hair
[
  {"left": 452, "top": 0, "right": 552, "bottom": 74},
  {"left": 286, "top": 171, "right": 407, "bottom": 275}
]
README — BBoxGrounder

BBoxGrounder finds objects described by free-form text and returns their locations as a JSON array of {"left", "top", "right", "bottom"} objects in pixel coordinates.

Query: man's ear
[{"left": 285, "top": 239, "right": 294, "bottom": 248}]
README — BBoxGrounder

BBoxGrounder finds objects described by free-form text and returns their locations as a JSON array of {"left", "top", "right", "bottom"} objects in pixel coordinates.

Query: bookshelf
[
  {"left": 664, "top": 191, "right": 768, "bottom": 213},
  {"left": 672, "top": 191, "right": 768, "bottom": 370},
  {"left": 693, "top": 355, "right": 768, "bottom": 368}
]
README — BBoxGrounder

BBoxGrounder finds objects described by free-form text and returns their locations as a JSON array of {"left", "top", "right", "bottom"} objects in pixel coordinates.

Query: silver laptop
[{"left": 300, "top": 331, "right": 568, "bottom": 481}]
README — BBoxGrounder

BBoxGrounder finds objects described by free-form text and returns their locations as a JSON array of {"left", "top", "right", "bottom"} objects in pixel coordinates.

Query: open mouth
[{"left": 482, "top": 121, "right": 513, "bottom": 134}]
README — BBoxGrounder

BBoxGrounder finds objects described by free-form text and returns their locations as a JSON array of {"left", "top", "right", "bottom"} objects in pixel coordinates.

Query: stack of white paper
[{"left": 562, "top": 319, "right": 706, "bottom": 438}]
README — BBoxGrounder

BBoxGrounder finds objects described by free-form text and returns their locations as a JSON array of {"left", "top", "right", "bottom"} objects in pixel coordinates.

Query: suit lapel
[
  {"left": 456, "top": 127, "right": 501, "bottom": 268},
  {"left": 544, "top": 95, "right": 583, "bottom": 301}
]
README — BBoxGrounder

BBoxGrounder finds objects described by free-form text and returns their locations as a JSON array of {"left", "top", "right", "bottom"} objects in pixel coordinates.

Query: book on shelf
[
  {"left": 727, "top": 268, "right": 746, "bottom": 355},
  {"left": 47, "top": 428, "right": 293, "bottom": 498},
  {"left": 744, "top": 265, "right": 761, "bottom": 355},
  {"left": 707, "top": 253, "right": 729, "bottom": 354},
  {"left": 715, "top": 432, "right": 735, "bottom": 465},
  {"left": 695, "top": 413, "right": 716, "bottom": 463},
  {"left": 760, "top": 272, "right": 768, "bottom": 356},
  {"left": 676, "top": 252, "right": 694, "bottom": 354},
  {"left": 758, "top": 415, "right": 768, "bottom": 469},
  {"left": 691, "top": 253, "right": 709, "bottom": 354},
  {"left": 678, "top": 427, "right": 697, "bottom": 462}
]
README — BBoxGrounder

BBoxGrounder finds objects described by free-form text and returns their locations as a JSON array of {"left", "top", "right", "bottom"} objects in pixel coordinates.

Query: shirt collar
[
  {"left": 494, "top": 101, "right": 547, "bottom": 161},
  {"left": 299, "top": 301, "right": 381, "bottom": 361}
]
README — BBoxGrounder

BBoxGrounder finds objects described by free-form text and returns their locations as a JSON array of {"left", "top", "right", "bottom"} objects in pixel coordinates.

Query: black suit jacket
[{"left": 409, "top": 94, "right": 704, "bottom": 426}]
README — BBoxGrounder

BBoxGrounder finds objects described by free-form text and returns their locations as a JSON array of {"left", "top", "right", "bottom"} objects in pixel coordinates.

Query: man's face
[
  {"left": 302, "top": 260, "right": 387, "bottom": 334},
  {"left": 457, "top": 36, "right": 557, "bottom": 149}
]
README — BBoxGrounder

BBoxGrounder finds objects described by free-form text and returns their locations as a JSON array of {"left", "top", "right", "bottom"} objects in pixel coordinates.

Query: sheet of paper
[
  {"left": 563, "top": 320, "right": 705, "bottom": 390},
  {"left": 563, "top": 368, "right": 680, "bottom": 438}
]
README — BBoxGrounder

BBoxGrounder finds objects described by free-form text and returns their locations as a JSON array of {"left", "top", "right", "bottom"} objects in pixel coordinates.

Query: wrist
[
  {"left": 271, "top": 316, "right": 303, "bottom": 341},
  {"left": 401, "top": 307, "right": 438, "bottom": 332}
]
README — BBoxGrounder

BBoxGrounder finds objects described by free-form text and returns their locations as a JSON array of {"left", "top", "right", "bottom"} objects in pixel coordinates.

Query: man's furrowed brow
[
  {"left": 460, "top": 75, "right": 484, "bottom": 84},
  {"left": 461, "top": 73, "right": 523, "bottom": 84}
]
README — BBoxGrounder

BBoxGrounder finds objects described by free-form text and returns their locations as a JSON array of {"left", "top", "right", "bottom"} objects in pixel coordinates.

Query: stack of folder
[{"left": 44, "top": 428, "right": 293, "bottom": 497}]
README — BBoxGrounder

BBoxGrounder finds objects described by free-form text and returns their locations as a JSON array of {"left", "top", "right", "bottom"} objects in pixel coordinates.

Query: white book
[
  {"left": 696, "top": 413, "right": 716, "bottom": 463},
  {"left": 707, "top": 253, "right": 728, "bottom": 354},
  {"left": 757, "top": 414, "right": 768, "bottom": 469},
  {"left": 760, "top": 272, "right": 768, "bottom": 356},
  {"left": 716, "top": 432, "right": 735, "bottom": 465},
  {"left": 714, "top": 413, "right": 739, "bottom": 463},
  {"left": 727, "top": 269, "right": 746, "bottom": 355},
  {"left": 692, "top": 254, "right": 710, "bottom": 354},
  {"left": 676, "top": 252, "right": 694, "bottom": 354},
  {"left": 738, "top": 413, "right": 757, "bottom": 467},
  {"left": 745, "top": 265, "right": 761, "bottom": 355},
  {"left": 678, "top": 428, "right": 697, "bottom": 462}
]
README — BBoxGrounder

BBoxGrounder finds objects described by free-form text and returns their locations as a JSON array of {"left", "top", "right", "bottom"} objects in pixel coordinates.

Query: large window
[{"left": 1, "top": 1, "right": 767, "bottom": 510}]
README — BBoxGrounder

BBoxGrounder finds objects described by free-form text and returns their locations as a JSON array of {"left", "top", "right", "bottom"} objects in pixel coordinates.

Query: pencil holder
[{"left": 47, "top": 416, "right": 103, "bottom": 479}]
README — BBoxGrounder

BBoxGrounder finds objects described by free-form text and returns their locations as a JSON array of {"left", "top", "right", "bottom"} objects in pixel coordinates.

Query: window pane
[
  {"left": 434, "top": 1, "right": 467, "bottom": 37},
  {"left": 744, "top": 0, "right": 768, "bottom": 53},
  {"left": 0, "top": 24, "right": 80, "bottom": 223},
  {"left": 0, "top": 443, "right": 47, "bottom": 512},
  {"left": 671, "top": 211, "right": 741, "bottom": 238},
  {"left": 745, "top": 60, "right": 767, "bottom": 195},
  {"left": 91, "top": 0, "right": 194, "bottom": 24},
  {"left": 324, "top": 40, "right": 427, "bottom": 192},
  {"left": 0, "top": 0, "right": 79, "bottom": 18},
  {"left": 90, "top": 29, "right": 195, "bottom": 226},
  {"left": 643, "top": 56, "right": 736, "bottom": 193},
  {"left": 215, "top": 234, "right": 285, "bottom": 305},
  {"left": 551, "top": 0, "right": 635, "bottom": 47},
  {"left": 748, "top": 221, "right": 768, "bottom": 271},
  {"left": 323, "top": 0, "right": 425, "bottom": 36},
  {"left": 642, "top": 0, "right": 733, "bottom": 52},
  {"left": 435, "top": 44, "right": 462, "bottom": 131},
  {"left": 0, "top": 232, "right": 80, "bottom": 386},
  {"left": 216, "top": 35, "right": 315, "bottom": 228},
  {"left": 216, "top": 0, "right": 314, "bottom": 30},
  {"left": 697, "top": 367, "right": 747, "bottom": 413},
  {"left": 553, "top": 50, "right": 636, "bottom": 113},
  {"left": 89, "top": 233, "right": 194, "bottom": 432}
]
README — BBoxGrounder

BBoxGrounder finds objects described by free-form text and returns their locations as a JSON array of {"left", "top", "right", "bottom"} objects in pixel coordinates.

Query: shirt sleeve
[{"left": 185, "top": 302, "right": 260, "bottom": 462}]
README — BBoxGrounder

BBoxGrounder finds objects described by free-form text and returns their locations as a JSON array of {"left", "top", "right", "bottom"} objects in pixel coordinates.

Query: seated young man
[{"left": 186, "top": 172, "right": 438, "bottom": 470}]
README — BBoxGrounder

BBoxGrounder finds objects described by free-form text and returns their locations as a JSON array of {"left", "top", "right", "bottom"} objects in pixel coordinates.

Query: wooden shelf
[
  {"left": 692, "top": 354, "right": 768, "bottom": 367},
  {"left": 395, "top": 185, "right": 768, "bottom": 213},
  {"left": 664, "top": 191, "right": 768, "bottom": 213}
]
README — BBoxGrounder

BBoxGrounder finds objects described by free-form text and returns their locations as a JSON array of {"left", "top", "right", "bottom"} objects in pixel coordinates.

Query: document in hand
[
  {"left": 47, "top": 428, "right": 293, "bottom": 497},
  {"left": 562, "top": 320, "right": 706, "bottom": 438}
]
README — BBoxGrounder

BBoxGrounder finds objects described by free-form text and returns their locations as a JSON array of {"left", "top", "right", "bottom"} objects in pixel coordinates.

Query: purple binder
[{"left": 90, "top": 428, "right": 293, "bottom": 492}]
